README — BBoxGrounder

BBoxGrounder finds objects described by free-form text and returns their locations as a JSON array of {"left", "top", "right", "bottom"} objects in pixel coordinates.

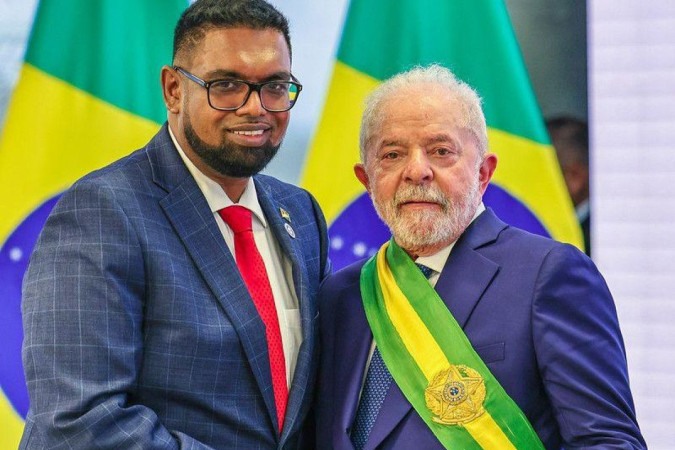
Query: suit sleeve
[
  {"left": 21, "top": 180, "right": 215, "bottom": 450},
  {"left": 532, "top": 244, "right": 646, "bottom": 449}
]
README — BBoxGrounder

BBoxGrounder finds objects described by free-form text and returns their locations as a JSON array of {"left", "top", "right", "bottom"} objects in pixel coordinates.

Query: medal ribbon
[{"left": 360, "top": 239, "right": 545, "bottom": 449}]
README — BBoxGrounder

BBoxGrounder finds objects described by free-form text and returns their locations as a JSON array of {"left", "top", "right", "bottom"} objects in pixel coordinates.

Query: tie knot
[
  {"left": 416, "top": 263, "right": 434, "bottom": 279},
  {"left": 219, "top": 205, "right": 252, "bottom": 233}
]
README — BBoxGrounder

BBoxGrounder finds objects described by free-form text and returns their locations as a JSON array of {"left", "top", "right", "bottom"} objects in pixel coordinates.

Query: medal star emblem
[{"left": 425, "top": 364, "right": 486, "bottom": 425}]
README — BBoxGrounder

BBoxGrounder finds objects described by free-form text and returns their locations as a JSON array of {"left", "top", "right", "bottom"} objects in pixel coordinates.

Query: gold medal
[{"left": 425, "top": 364, "right": 486, "bottom": 425}]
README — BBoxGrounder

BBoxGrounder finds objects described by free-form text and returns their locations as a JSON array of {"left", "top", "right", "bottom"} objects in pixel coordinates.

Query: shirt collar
[
  {"left": 168, "top": 125, "right": 268, "bottom": 228},
  {"left": 415, "top": 202, "right": 486, "bottom": 273}
]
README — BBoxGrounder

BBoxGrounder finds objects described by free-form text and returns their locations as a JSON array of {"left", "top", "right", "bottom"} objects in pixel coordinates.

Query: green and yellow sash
[{"left": 359, "top": 239, "right": 545, "bottom": 449}]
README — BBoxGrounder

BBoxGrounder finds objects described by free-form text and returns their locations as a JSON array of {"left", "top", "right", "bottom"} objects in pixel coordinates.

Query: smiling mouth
[{"left": 231, "top": 129, "right": 265, "bottom": 136}]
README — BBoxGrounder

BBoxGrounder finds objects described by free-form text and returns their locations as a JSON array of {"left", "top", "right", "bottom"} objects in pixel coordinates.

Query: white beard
[{"left": 371, "top": 180, "right": 481, "bottom": 254}]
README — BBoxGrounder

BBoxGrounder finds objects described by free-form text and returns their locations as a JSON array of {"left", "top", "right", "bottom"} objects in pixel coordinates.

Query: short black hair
[{"left": 173, "top": 0, "right": 291, "bottom": 63}]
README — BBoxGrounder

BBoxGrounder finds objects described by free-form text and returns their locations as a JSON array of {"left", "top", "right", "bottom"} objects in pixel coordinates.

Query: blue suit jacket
[
  {"left": 21, "top": 124, "right": 330, "bottom": 449},
  {"left": 316, "top": 209, "right": 645, "bottom": 449}
]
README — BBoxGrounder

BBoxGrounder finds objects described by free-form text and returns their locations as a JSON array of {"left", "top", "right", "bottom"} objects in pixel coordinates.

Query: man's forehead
[
  {"left": 203, "top": 27, "right": 288, "bottom": 51},
  {"left": 381, "top": 88, "right": 461, "bottom": 118},
  {"left": 186, "top": 27, "right": 291, "bottom": 78},
  {"left": 185, "top": 27, "right": 289, "bottom": 59},
  {"left": 378, "top": 105, "right": 464, "bottom": 134}
]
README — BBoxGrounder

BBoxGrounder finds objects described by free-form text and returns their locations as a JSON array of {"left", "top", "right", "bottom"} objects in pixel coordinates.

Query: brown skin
[
  {"left": 354, "top": 85, "right": 497, "bottom": 257},
  {"left": 161, "top": 27, "right": 292, "bottom": 202}
]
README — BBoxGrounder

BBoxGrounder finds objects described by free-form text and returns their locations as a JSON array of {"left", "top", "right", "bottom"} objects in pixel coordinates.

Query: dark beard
[{"left": 184, "top": 118, "right": 280, "bottom": 178}]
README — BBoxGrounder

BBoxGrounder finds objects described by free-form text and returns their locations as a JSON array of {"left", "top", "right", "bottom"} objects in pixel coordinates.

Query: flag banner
[
  {"left": 0, "top": 1, "right": 186, "bottom": 447},
  {"left": 302, "top": 0, "right": 582, "bottom": 271}
]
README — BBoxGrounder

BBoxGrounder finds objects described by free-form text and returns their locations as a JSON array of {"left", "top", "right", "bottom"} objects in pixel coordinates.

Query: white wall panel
[{"left": 590, "top": 1, "right": 675, "bottom": 447}]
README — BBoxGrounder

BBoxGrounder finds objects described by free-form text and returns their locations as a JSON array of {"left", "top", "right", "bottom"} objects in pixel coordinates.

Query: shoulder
[
  {"left": 55, "top": 126, "right": 177, "bottom": 213},
  {"left": 490, "top": 225, "right": 612, "bottom": 315},
  {"left": 467, "top": 212, "right": 598, "bottom": 289},
  {"left": 45, "top": 156, "right": 148, "bottom": 231},
  {"left": 64, "top": 125, "right": 173, "bottom": 200},
  {"left": 75, "top": 148, "right": 151, "bottom": 192},
  {"left": 39, "top": 144, "right": 169, "bottom": 253},
  {"left": 478, "top": 216, "right": 585, "bottom": 267},
  {"left": 496, "top": 225, "right": 595, "bottom": 274},
  {"left": 464, "top": 208, "right": 563, "bottom": 260},
  {"left": 318, "top": 259, "right": 366, "bottom": 308}
]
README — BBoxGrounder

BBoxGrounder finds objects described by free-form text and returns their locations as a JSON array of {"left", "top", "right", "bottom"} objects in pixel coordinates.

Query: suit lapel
[
  {"left": 254, "top": 178, "right": 317, "bottom": 442},
  {"left": 435, "top": 209, "right": 505, "bottom": 327},
  {"left": 148, "top": 126, "right": 278, "bottom": 433}
]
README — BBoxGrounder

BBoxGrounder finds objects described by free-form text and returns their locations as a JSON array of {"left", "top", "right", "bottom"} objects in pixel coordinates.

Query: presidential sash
[{"left": 359, "top": 239, "right": 545, "bottom": 449}]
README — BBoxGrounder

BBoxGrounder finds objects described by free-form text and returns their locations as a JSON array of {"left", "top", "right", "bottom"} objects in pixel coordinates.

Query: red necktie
[{"left": 219, "top": 205, "right": 288, "bottom": 432}]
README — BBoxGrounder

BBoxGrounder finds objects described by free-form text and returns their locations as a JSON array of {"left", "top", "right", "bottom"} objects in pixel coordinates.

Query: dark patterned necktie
[{"left": 416, "top": 263, "right": 434, "bottom": 279}]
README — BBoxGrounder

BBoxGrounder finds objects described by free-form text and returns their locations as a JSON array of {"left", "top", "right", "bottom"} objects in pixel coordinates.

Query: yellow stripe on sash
[
  {"left": 467, "top": 414, "right": 518, "bottom": 449},
  {"left": 376, "top": 244, "right": 516, "bottom": 450},
  {"left": 376, "top": 247, "right": 446, "bottom": 380}
]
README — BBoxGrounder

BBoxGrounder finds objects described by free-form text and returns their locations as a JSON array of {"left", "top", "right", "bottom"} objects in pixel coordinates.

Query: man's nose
[
  {"left": 236, "top": 90, "right": 267, "bottom": 117},
  {"left": 402, "top": 149, "right": 433, "bottom": 184}
]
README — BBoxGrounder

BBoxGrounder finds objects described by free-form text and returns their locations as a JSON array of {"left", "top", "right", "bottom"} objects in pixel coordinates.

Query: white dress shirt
[{"left": 169, "top": 126, "right": 301, "bottom": 387}]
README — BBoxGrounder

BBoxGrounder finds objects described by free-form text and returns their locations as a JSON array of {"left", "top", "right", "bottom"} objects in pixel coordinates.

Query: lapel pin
[
  {"left": 279, "top": 207, "right": 291, "bottom": 222},
  {"left": 284, "top": 222, "right": 296, "bottom": 238}
]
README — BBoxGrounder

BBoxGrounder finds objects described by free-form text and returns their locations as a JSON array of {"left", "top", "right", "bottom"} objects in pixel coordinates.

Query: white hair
[{"left": 359, "top": 64, "right": 488, "bottom": 163}]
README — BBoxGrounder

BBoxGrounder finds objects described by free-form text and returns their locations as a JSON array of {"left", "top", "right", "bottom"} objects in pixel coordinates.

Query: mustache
[{"left": 393, "top": 185, "right": 449, "bottom": 209}]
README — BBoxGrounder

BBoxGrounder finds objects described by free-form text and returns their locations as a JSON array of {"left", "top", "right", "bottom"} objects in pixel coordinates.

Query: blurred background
[
  {"left": 0, "top": 0, "right": 589, "bottom": 182},
  {"left": 2, "top": 0, "right": 674, "bottom": 448}
]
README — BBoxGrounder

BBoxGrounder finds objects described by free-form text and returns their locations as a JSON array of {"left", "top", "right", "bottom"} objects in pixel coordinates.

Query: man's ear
[
  {"left": 161, "top": 65, "right": 181, "bottom": 114},
  {"left": 354, "top": 163, "right": 371, "bottom": 193},
  {"left": 478, "top": 153, "right": 498, "bottom": 194}
]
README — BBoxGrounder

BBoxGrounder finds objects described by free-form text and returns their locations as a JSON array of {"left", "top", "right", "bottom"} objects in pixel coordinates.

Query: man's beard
[
  {"left": 184, "top": 116, "right": 280, "bottom": 178},
  {"left": 371, "top": 179, "right": 481, "bottom": 254}
]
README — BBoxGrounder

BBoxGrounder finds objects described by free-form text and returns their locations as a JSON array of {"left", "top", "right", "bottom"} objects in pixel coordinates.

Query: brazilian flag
[
  {"left": 0, "top": 1, "right": 186, "bottom": 447},
  {"left": 302, "top": 0, "right": 582, "bottom": 270}
]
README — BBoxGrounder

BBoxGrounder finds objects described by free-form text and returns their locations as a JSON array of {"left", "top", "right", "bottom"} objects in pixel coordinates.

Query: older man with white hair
[{"left": 315, "top": 64, "right": 645, "bottom": 449}]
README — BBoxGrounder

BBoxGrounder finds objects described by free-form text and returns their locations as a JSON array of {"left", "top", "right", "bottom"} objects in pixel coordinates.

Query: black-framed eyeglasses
[{"left": 174, "top": 66, "right": 302, "bottom": 112}]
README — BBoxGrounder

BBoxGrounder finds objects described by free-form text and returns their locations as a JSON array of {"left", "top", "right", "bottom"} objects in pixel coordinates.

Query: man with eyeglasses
[{"left": 20, "top": 0, "right": 329, "bottom": 449}]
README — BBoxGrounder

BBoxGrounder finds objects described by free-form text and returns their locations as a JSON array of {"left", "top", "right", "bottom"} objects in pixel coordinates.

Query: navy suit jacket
[
  {"left": 21, "top": 124, "right": 330, "bottom": 449},
  {"left": 316, "top": 209, "right": 645, "bottom": 449}
]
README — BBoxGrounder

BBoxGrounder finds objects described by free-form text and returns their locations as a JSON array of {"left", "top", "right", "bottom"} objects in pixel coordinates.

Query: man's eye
[
  {"left": 383, "top": 152, "right": 399, "bottom": 160},
  {"left": 266, "top": 82, "right": 288, "bottom": 92},
  {"left": 210, "top": 80, "right": 241, "bottom": 93}
]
